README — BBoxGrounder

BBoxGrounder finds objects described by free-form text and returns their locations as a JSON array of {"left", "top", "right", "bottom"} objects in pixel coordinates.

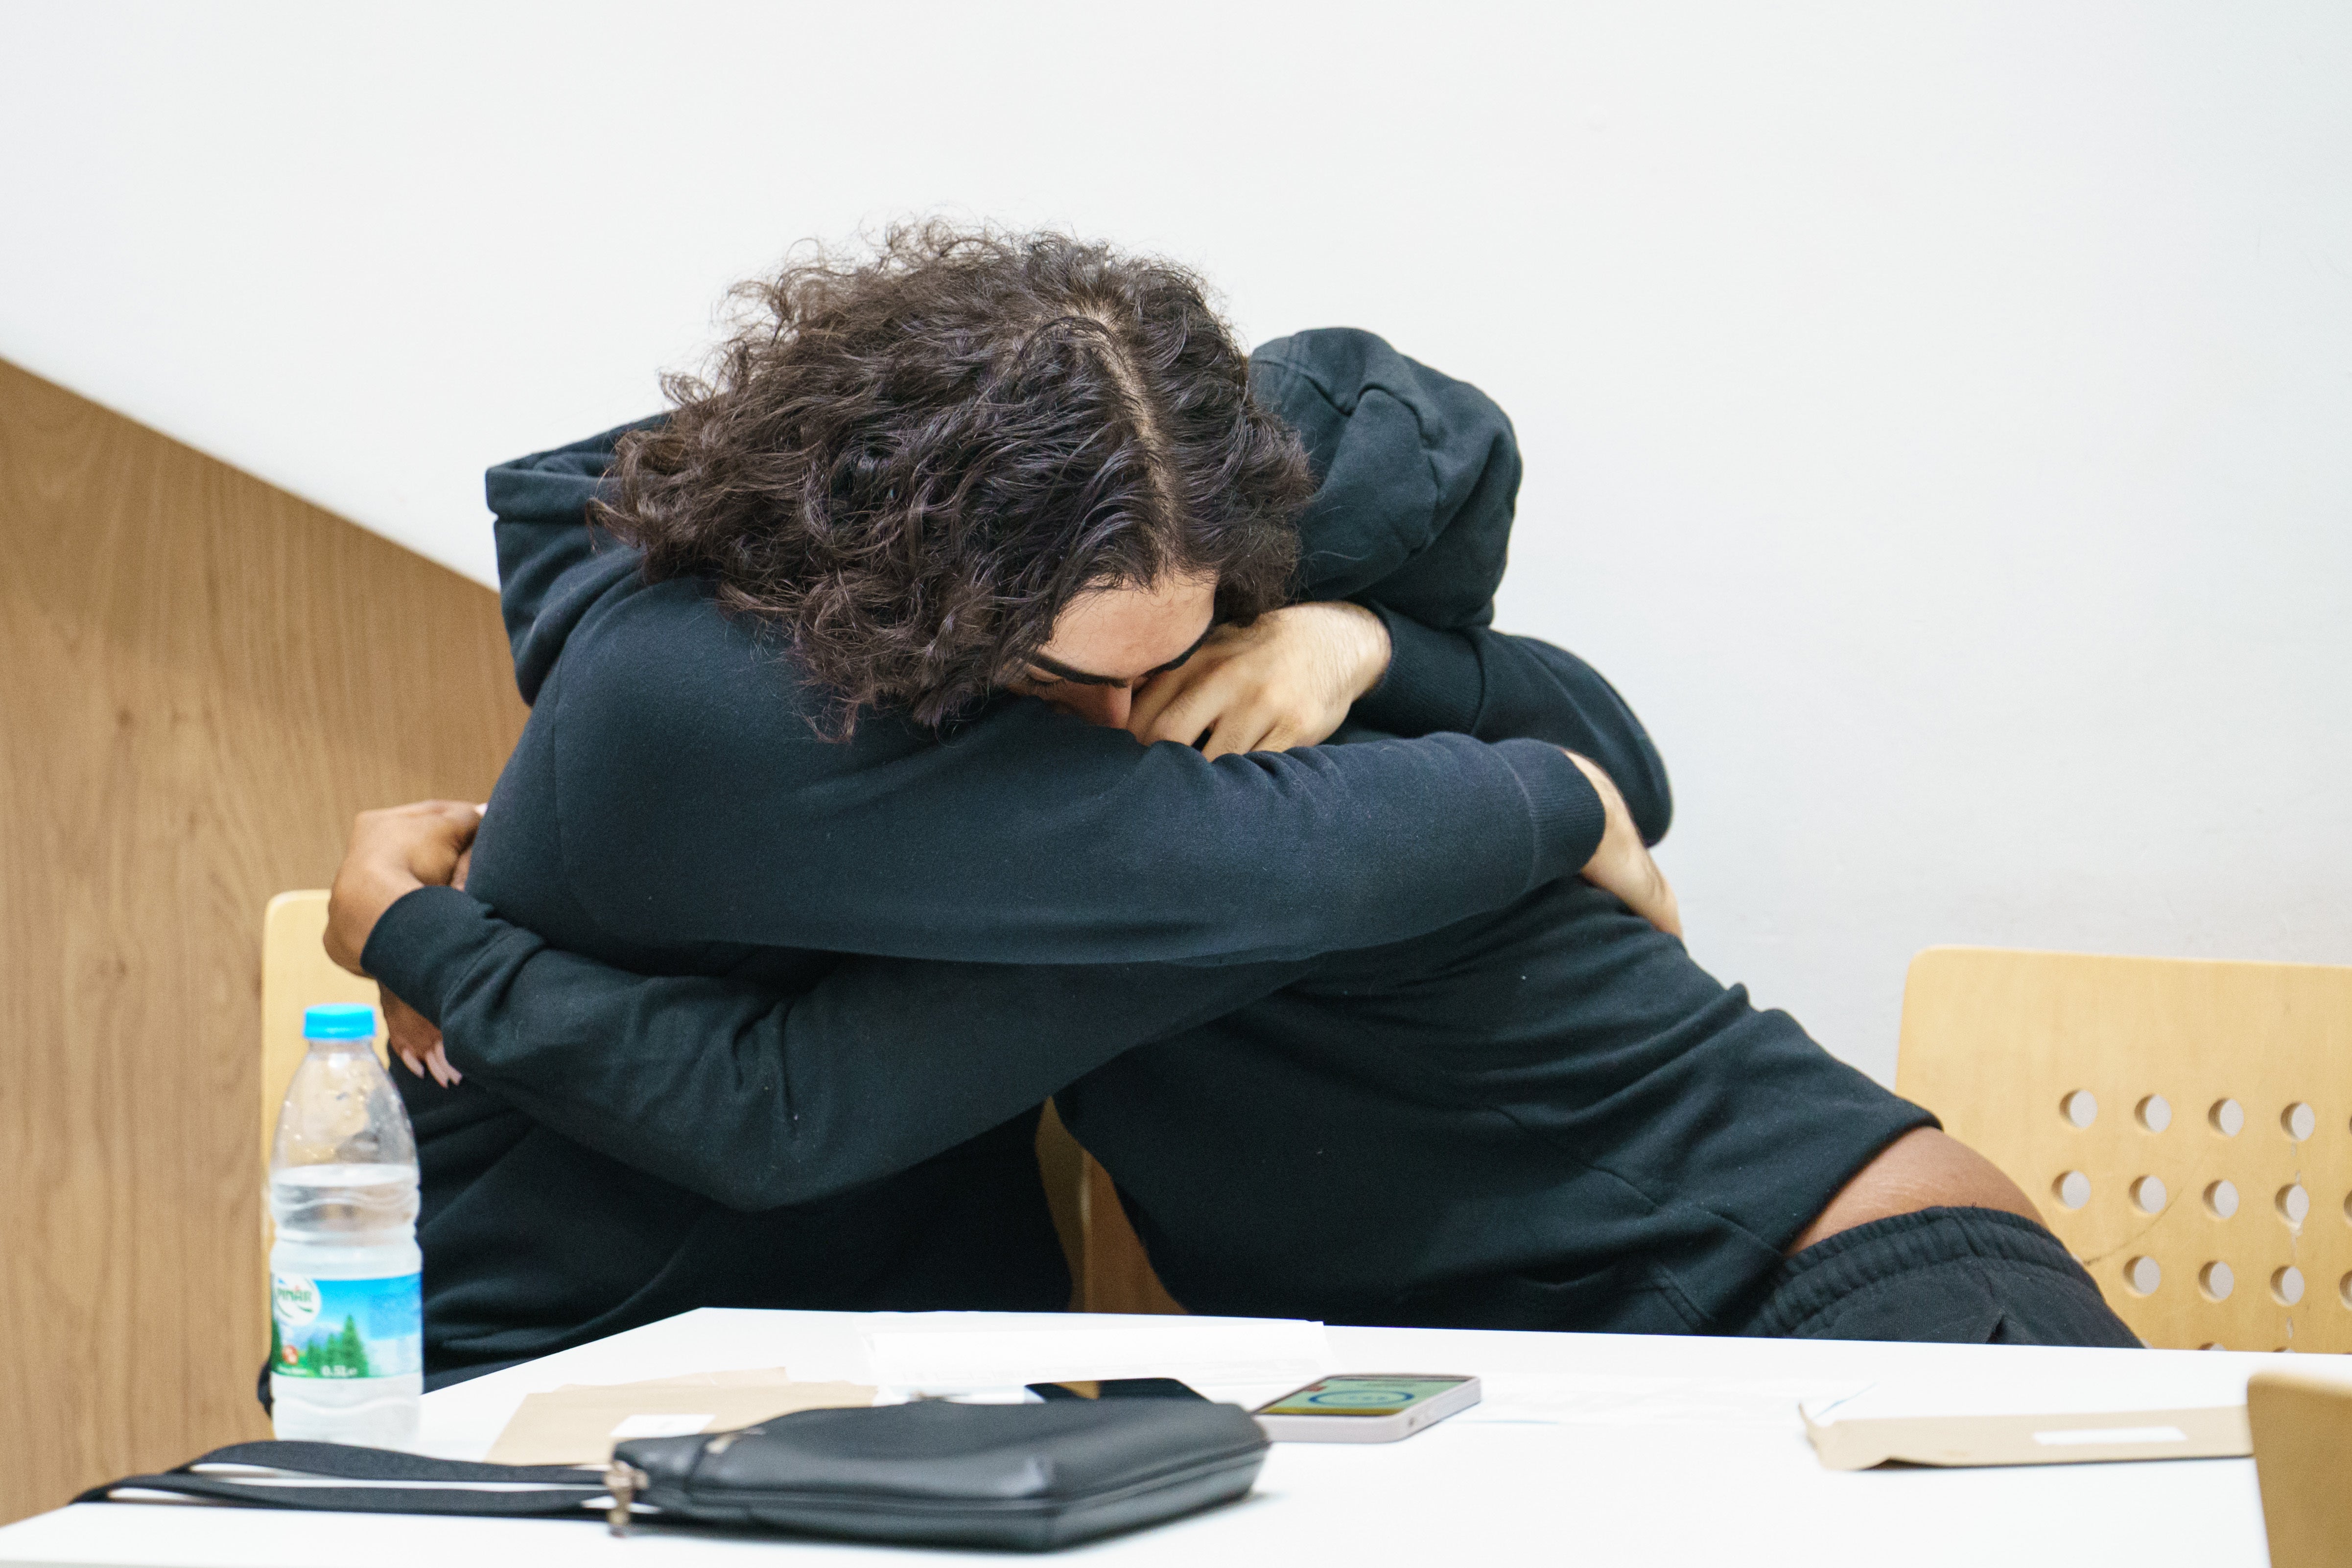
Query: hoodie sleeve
[
  {"left": 1253, "top": 329, "right": 1671, "bottom": 843},
  {"left": 1350, "top": 615, "right": 1673, "bottom": 845},
  {"left": 365, "top": 885, "right": 1301, "bottom": 1211},
  {"left": 541, "top": 598, "right": 1609, "bottom": 966}
]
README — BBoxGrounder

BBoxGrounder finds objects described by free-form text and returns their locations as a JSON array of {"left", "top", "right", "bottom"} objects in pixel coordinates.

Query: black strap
[{"left": 76, "top": 1441, "right": 612, "bottom": 1519}]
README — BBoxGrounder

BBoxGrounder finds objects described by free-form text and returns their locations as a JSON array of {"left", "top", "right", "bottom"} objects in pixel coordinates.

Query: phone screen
[{"left": 1256, "top": 1376, "right": 1471, "bottom": 1417}]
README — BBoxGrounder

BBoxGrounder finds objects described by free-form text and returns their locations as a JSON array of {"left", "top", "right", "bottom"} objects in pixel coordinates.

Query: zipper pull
[{"left": 604, "top": 1459, "right": 648, "bottom": 1537}]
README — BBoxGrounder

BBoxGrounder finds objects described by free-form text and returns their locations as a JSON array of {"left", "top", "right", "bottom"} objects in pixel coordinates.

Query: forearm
[
  {"left": 1254, "top": 331, "right": 1667, "bottom": 838},
  {"left": 551, "top": 665, "right": 1608, "bottom": 963},
  {"left": 1350, "top": 609, "right": 1672, "bottom": 843},
  {"left": 364, "top": 886, "right": 1299, "bottom": 1210}
]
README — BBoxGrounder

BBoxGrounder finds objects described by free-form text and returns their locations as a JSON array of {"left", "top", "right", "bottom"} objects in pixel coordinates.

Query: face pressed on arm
[{"left": 1007, "top": 574, "right": 1218, "bottom": 729}]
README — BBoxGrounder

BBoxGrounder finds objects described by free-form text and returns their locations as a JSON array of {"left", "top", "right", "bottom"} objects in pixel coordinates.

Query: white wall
[{"left": 6, "top": 1, "right": 2346, "bottom": 1084}]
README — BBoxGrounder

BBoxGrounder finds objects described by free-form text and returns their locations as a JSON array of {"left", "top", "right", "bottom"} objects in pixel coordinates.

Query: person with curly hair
[{"left": 327, "top": 228, "right": 2134, "bottom": 1385}]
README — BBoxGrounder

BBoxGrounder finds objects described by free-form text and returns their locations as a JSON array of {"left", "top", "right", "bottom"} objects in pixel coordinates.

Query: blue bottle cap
[{"left": 303, "top": 1003, "right": 377, "bottom": 1041}]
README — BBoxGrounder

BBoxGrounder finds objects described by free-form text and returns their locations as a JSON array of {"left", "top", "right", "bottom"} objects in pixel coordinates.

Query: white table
[{"left": 0, "top": 1310, "right": 2279, "bottom": 1567}]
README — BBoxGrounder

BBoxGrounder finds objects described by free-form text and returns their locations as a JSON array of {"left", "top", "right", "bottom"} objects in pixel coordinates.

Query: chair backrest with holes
[{"left": 1896, "top": 946, "right": 2352, "bottom": 1353}]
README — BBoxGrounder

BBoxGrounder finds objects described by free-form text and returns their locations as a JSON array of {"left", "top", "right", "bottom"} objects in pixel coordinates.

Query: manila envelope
[
  {"left": 1802, "top": 1401, "right": 2249, "bottom": 1471},
  {"left": 487, "top": 1368, "right": 875, "bottom": 1465}
]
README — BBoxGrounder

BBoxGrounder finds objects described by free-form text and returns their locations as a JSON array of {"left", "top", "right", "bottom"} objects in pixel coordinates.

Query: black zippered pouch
[{"left": 80, "top": 1399, "right": 1270, "bottom": 1551}]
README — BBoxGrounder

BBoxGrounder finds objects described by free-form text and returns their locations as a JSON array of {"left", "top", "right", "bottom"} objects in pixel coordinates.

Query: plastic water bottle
[{"left": 267, "top": 1003, "right": 423, "bottom": 1447}]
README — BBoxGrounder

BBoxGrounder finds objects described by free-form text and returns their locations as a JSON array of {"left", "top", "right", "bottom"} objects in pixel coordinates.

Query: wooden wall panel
[{"left": 0, "top": 361, "right": 528, "bottom": 1522}]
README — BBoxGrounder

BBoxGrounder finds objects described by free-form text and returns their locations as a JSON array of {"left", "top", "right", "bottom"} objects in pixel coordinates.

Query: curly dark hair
[{"left": 596, "top": 225, "right": 1313, "bottom": 733}]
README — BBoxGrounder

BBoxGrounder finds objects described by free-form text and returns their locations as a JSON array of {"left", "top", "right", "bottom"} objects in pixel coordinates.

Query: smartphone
[{"left": 1250, "top": 1374, "right": 1482, "bottom": 1443}]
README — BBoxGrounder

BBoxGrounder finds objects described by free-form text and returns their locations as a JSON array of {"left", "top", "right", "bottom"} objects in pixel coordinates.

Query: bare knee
[{"left": 1788, "top": 1127, "right": 2042, "bottom": 1255}]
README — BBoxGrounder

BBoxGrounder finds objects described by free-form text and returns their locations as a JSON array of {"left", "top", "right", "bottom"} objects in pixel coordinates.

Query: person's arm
[
  {"left": 332, "top": 808, "right": 1300, "bottom": 1210},
  {"left": 1349, "top": 618, "right": 1672, "bottom": 845},
  {"left": 1150, "top": 328, "right": 1671, "bottom": 841},
  {"left": 379, "top": 893, "right": 1298, "bottom": 1209},
  {"left": 1127, "top": 608, "right": 1672, "bottom": 849},
  {"left": 356, "top": 711, "right": 1673, "bottom": 1201},
  {"left": 536, "top": 588, "right": 1611, "bottom": 965}
]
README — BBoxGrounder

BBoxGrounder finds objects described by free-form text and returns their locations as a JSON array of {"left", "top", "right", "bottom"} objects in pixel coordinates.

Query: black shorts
[{"left": 1058, "top": 876, "right": 1934, "bottom": 1334}]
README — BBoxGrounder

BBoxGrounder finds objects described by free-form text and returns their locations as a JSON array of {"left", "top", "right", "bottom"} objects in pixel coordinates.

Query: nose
[{"left": 1052, "top": 683, "right": 1132, "bottom": 728}]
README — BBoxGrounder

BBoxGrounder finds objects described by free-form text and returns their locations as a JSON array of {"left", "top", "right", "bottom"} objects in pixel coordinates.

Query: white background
[{"left": 5, "top": 1, "right": 2346, "bottom": 1084}]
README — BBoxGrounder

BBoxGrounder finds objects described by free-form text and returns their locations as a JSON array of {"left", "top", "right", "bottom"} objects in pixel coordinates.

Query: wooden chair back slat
[{"left": 259, "top": 891, "right": 380, "bottom": 1177}]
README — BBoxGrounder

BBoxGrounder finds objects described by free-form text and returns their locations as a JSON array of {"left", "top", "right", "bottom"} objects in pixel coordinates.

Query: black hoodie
[{"left": 366, "top": 329, "right": 1674, "bottom": 1369}]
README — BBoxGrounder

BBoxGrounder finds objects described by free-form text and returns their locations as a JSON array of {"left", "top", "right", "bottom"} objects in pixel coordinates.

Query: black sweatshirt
[{"left": 366, "top": 329, "right": 1673, "bottom": 1367}]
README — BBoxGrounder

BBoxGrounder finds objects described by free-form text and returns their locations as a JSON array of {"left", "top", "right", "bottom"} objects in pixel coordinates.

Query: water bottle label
[{"left": 269, "top": 1272, "right": 423, "bottom": 1380}]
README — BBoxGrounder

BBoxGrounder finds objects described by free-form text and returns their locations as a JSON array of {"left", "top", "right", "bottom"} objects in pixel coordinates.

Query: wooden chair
[
  {"left": 258, "top": 890, "right": 1179, "bottom": 1311},
  {"left": 259, "top": 891, "right": 382, "bottom": 1177},
  {"left": 1037, "top": 1106, "right": 1185, "bottom": 1314},
  {"left": 1897, "top": 946, "right": 2352, "bottom": 1352}
]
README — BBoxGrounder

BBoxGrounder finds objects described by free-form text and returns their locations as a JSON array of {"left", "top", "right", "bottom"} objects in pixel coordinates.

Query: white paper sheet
[
  {"left": 861, "top": 1315, "right": 1329, "bottom": 1390},
  {"left": 1452, "top": 1372, "right": 1871, "bottom": 1431}
]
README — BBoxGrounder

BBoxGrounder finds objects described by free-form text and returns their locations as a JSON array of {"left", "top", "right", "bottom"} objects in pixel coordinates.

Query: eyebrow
[{"left": 1028, "top": 622, "right": 1216, "bottom": 687}]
